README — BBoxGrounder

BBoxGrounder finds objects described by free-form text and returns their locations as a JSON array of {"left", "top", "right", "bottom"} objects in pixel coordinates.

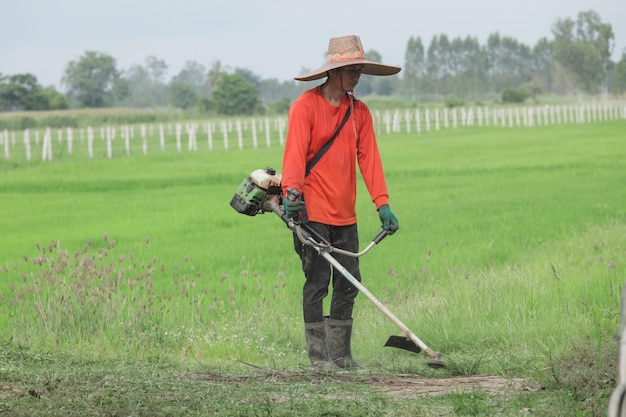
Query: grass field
[{"left": 1, "top": 120, "right": 625, "bottom": 416}]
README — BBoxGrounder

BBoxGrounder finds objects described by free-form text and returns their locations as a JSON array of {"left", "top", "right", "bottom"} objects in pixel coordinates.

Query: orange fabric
[{"left": 281, "top": 86, "right": 389, "bottom": 226}]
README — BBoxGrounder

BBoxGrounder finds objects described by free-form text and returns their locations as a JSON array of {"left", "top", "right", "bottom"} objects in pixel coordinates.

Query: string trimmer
[{"left": 230, "top": 167, "right": 445, "bottom": 369}]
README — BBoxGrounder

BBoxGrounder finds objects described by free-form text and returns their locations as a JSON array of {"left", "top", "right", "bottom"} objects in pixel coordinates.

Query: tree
[
  {"left": 62, "top": 51, "right": 127, "bottom": 108},
  {"left": 426, "top": 35, "right": 452, "bottom": 97},
  {"left": 207, "top": 60, "right": 226, "bottom": 96},
  {"left": 370, "top": 76, "right": 396, "bottom": 96},
  {"left": 1, "top": 73, "right": 44, "bottom": 110},
  {"left": 123, "top": 56, "right": 169, "bottom": 107},
  {"left": 447, "top": 36, "right": 486, "bottom": 100},
  {"left": 234, "top": 67, "right": 261, "bottom": 86},
  {"left": 355, "top": 49, "right": 384, "bottom": 96},
  {"left": 485, "top": 33, "right": 533, "bottom": 94},
  {"left": 404, "top": 36, "right": 426, "bottom": 98},
  {"left": 552, "top": 10, "right": 614, "bottom": 94},
  {"left": 530, "top": 37, "right": 553, "bottom": 93},
  {"left": 266, "top": 97, "right": 291, "bottom": 114},
  {"left": 501, "top": 88, "right": 529, "bottom": 103},
  {"left": 169, "top": 81, "right": 198, "bottom": 109},
  {"left": 39, "top": 86, "right": 69, "bottom": 110},
  {"left": 172, "top": 60, "right": 207, "bottom": 98},
  {"left": 0, "top": 73, "right": 68, "bottom": 111},
  {"left": 611, "top": 49, "right": 626, "bottom": 95},
  {"left": 145, "top": 56, "right": 168, "bottom": 84},
  {"left": 212, "top": 73, "right": 259, "bottom": 115},
  {"left": 258, "top": 77, "right": 305, "bottom": 103},
  {"left": 124, "top": 65, "right": 155, "bottom": 107}
]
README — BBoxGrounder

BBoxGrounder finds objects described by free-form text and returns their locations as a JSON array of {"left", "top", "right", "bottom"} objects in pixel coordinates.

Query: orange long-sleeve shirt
[{"left": 281, "top": 86, "right": 389, "bottom": 226}]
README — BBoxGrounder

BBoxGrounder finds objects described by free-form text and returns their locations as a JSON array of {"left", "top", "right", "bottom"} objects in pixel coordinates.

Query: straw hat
[{"left": 295, "top": 35, "right": 401, "bottom": 82}]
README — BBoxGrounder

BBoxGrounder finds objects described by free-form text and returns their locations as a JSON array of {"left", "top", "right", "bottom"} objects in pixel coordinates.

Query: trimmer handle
[
  {"left": 373, "top": 229, "right": 388, "bottom": 244},
  {"left": 286, "top": 188, "right": 301, "bottom": 201}
]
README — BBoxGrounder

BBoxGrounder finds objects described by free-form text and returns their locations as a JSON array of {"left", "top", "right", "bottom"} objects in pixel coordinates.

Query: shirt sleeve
[
  {"left": 281, "top": 98, "right": 311, "bottom": 197},
  {"left": 356, "top": 103, "right": 390, "bottom": 209}
]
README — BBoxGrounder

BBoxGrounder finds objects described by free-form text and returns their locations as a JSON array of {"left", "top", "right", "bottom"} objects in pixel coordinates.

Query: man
[{"left": 281, "top": 35, "right": 400, "bottom": 371}]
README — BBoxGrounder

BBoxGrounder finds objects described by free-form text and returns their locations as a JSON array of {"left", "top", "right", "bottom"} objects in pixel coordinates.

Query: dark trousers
[{"left": 294, "top": 222, "right": 361, "bottom": 323}]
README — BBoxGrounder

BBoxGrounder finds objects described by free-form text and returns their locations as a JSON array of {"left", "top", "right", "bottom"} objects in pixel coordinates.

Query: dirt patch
[
  {"left": 366, "top": 374, "right": 534, "bottom": 397},
  {"left": 188, "top": 371, "right": 539, "bottom": 397}
]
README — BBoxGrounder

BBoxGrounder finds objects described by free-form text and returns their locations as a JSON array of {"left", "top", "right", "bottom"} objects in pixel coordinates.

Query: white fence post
[
  {"left": 67, "top": 127, "right": 73, "bottom": 154},
  {"left": 125, "top": 125, "right": 131, "bottom": 156},
  {"left": 176, "top": 124, "right": 183, "bottom": 152},
  {"left": 142, "top": 124, "right": 148, "bottom": 154},
  {"left": 236, "top": 120, "right": 243, "bottom": 150},
  {"left": 43, "top": 128, "right": 53, "bottom": 161},
  {"left": 187, "top": 123, "right": 197, "bottom": 151},
  {"left": 24, "top": 129, "right": 31, "bottom": 161},
  {"left": 221, "top": 121, "right": 229, "bottom": 150},
  {"left": 106, "top": 126, "right": 113, "bottom": 159},
  {"left": 206, "top": 122, "right": 213, "bottom": 151},
  {"left": 3, "top": 130, "right": 9, "bottom": 159},
  {"left": 415, "top": 109, "right": 421, "bottom": 135},
  {"left": 277, "top": 117, "right": 285, "bottom": 146},
  {"left": 251, "top": 118, "right": 258, "bottom": 149},
  {"left": 392, "top": 110, "right": 401, "bottom": 133},
  {"left": 404, "top": 110, "right": 411, "bottom": 134},
  {"left": 159, "top": 124, "right": 165, "bottom": 151},
  {"left": 383, "top": 111, "right": 391, "bottom": 134},
  {"left": 86, "top": 127, "right": 93, "bottom": 159}
]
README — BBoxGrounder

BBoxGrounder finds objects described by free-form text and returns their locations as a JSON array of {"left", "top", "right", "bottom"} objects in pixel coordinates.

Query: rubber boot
[
  {"left": 304, "top": 321, "right": 338, "bottom": 372},
  {"left": 327, "top": 318, "right": 361, "bottom": 369}
]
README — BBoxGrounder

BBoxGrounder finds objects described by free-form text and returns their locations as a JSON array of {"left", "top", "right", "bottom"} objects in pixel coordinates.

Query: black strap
[{"left": 305, "top": 106, "right": 351, "bottom": 177}]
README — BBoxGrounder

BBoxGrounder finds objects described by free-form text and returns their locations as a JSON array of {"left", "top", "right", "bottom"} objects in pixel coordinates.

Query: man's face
[{"left": 337, "top": 65, "right": 364, "bottom": 91}]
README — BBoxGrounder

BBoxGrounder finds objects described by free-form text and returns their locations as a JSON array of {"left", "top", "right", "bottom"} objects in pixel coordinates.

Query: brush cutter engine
[{"left": 230, "top": 167, "right": 283, "bottom": 216}]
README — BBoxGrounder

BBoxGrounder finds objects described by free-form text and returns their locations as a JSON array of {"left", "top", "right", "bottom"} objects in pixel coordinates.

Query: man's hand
[
  {"left": 378, "top": 204, "right": 399, "bottom": 234},
  {"left": 283, "top": 188, "right": 306, "bottom": 218}
]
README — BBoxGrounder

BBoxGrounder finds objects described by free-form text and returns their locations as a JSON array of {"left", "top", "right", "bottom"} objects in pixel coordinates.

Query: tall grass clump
[{"left": 1, "top": 233, "right": 303, "bottom": 364}]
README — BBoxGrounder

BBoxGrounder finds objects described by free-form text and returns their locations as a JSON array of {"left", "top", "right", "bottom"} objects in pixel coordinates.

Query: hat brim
[{"left": 294, "top": 60, "right": 401, "bottom": 82}]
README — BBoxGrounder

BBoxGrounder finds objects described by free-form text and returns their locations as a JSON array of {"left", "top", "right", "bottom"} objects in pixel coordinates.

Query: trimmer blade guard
[{"left": 384, "top": 335, "right": 421, "bottom": 354}]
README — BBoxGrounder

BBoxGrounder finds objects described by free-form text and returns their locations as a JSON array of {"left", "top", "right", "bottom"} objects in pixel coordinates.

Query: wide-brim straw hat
[{"left": 295, "top": 35, "right": 401, "bottom": 82}]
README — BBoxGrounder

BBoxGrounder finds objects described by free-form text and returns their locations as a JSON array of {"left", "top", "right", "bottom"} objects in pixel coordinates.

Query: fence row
[
  {"left": 378, "top": 101, "right": 626, "bottom": 134},
  {"left": 1, "top": 102, "right": 625, "bottom": 161}
]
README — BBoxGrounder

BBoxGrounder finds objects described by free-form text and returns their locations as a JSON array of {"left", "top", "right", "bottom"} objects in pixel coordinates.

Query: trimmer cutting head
[{"left": 426, "top": 358, "right": 446, "bottom": 369}]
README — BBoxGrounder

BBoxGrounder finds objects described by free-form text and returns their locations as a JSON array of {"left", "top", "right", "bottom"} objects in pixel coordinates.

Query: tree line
[
  {"left": 1, "top": 10, "right": 625, "bottom": 115},
  {"left": 403, "top": 10, "right": 624, "bottom": 103}
]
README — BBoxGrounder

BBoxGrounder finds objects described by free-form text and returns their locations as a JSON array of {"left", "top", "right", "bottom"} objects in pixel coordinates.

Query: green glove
[
  {"left": 283, "top": 196, "right": 306, "bottom": 218},
  {"left": 378, "top": 204, "right": 399, "bottom": 234}
]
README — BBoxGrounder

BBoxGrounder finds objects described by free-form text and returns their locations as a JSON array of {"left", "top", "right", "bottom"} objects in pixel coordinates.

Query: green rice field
[{"left": 1, "top": 119, "right": 625, "bottom": 416}]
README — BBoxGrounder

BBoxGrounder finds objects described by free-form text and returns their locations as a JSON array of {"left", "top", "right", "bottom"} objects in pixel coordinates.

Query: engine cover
[{"left": 230, "top": 167, "right": 282, "bottom": 216}]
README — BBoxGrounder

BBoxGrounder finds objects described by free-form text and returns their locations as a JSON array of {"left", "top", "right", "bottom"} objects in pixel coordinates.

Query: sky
[{"left": 1, "top": 0, "right": 625, "bottom": 90}]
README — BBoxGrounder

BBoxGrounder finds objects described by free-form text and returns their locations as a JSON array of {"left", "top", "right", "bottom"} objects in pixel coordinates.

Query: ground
[{"left": 189, "top": 370, "right": 538, "bottom": 397}]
